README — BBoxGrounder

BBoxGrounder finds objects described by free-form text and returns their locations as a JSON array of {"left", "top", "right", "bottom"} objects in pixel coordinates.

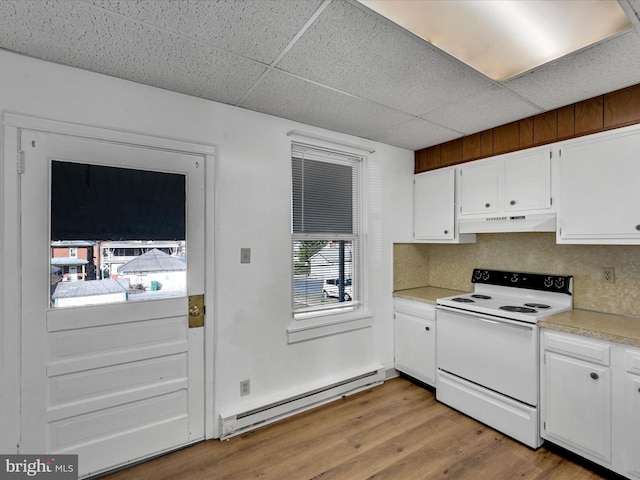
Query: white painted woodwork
[
  {"left": 624, "top": 366, "right": 640, "bottom": 479},
  {"left": 537, "top": 330, "right": 640, "bottom": 475},
  {"left": 414, "top": 168, "right": 455, "bottom": 240},
  {"left": 413, "top": 167, "right": 475, "bottom": 243},
  {"left": 503, "top": 148, "right": 552, "bottom": 212},
  {"left": 557, "top": 124, "right": 640, "bottom": 243},
  {"left": 19, "top": 129, "right": 206, "bottom": 478},
  {"left": 460, "top": 159, "right": 499, "bottom": 215},
  {"left": 543, "top": 351, "right": 612, "bottom": 462},
  {"left": 460, "top": 146, "right": 552, "bottom": 217},
  {"left": 393, "top": 299, "right": 436, "bottom": 386}
]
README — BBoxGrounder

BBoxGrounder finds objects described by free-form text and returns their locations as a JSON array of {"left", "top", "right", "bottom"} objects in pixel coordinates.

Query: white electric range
[{"left": 435, "top": 269, "right": 573, "bottom": 448}]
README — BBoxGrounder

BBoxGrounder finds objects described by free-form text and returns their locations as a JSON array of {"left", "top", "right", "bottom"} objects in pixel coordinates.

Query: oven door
[{"left": 436, "top": 307, "right": 538, "bottom": 405}]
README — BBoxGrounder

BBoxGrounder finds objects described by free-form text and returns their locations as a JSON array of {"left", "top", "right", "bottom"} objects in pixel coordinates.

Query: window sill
[{"left": 287, "top": 308, "right": 373, "bottom": 344}]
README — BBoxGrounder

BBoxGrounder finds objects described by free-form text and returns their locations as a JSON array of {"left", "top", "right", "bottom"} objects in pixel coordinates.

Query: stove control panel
[{"left": 471, "top": 269, "right": 572, "bottom": 294}]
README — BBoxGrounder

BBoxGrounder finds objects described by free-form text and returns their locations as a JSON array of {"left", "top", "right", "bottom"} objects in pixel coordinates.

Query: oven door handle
[
  {"left": 476, "top": 316, "right": 534, "bottom": 331},
  {"left": 437, "top": 305, "right": 535, "bottom": 330}
]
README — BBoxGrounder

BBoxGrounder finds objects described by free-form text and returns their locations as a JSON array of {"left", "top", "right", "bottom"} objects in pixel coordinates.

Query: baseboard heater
[{"left": 219, "top": 367, "right": 385, "bottom": 439}]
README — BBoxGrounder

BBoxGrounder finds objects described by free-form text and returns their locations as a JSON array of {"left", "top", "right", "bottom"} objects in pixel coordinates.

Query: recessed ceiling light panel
[{"left": 358, "top": 0, "right": 632, "bottom": 81}]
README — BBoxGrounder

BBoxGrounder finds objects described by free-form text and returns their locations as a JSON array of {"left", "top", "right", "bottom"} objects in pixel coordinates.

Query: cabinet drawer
[
  {"left": 625, "top": 348, "right": 640, "bottom": 375},
  {"left": 543, "top": 331, "right": 610, "bottom": 366},
  {"left": 394, "top": 299, "right": 435, "bottom": 320}
]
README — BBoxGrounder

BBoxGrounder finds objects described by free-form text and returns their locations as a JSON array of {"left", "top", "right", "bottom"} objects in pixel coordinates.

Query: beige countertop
[
  {"left": 393, "top": 286, "right": 466, "bottom": 306},
  {"left": 539, "top": 309, "right": 640, "bottom": 347},
  {"left": 393, "top": 288, "right": 640, "bottom": 346},
  {"left": 394, "top": 289, "right": 640, "bottom": 347}
]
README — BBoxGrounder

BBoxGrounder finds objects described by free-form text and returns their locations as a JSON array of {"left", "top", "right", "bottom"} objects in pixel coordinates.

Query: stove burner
[
  {"left": 499, "top": 305, "right": 537, "bottom": 313},
  {"left": 452, "top": 297, "right": 474, "bottom": 303},
  {"left": 471, "top": 294, "right": 492, "bottom": 300},
  {"left": 524, "top": 303, "right": 551, "bottom": 309}
]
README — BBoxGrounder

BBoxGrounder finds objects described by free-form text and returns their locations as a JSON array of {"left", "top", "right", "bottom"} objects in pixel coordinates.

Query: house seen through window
[
  {"left": 291, "top": 143, "right": 362, "bottom": 316},
  {"left": 49, "top": 161, "right": 187, "bottom": 308}
]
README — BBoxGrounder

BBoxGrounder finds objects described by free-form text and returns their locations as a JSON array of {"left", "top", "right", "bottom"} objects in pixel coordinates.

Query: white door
[{"left": 19, "top": 129, "right": 207, "bottom": 478}]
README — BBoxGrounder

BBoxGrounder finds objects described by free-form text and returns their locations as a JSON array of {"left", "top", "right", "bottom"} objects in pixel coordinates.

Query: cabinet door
[
  {"left": 503, "top": 149, "right": 551, "bottom": 212},
  {"left": 559, "top": 126, "right": 640, "bottom": 242},
  {"left": 460, "top": 159, "right": 498, "bottom": 215},
  {"left": 414, "top": 168, "right": 455, "bottom": 240},
  {"left": 394, "top": 311, "right": 435, "bottom": 386},
  {"left": 625, "top": 373, "right": 640, "bottom": 479},
  {"left": 543, "top": 352, "right": 612, "bottom": 463}
]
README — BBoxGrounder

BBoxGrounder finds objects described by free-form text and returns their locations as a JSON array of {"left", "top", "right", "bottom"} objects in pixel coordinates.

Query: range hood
[{"left": 458, "top": 213, "right": 556, "bottom": 234}]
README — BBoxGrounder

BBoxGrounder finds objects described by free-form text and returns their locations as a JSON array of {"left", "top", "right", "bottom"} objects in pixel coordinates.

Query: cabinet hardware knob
[
  {"left": 637, "top": 387, "right": 640, "bottom": 394},
  {"left": 590, "top": 372, "right": 599, "bottom": 380},
  {"left": 444, "top": 230, "right": 448, "bottom": 234},
  {"left": 636, "top": 225, "right": 640, "bottom": 231},
  {"left": 425, "top": 326, "right": 430, "bottom": 331},
  {"left": 485, "top": 203, "right": 490, "bottom": 208},
  {"left": 510, "top": 200, "right": 516, "bottom": 205}
]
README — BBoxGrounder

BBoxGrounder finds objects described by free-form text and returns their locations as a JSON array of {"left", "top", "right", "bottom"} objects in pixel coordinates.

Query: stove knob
[
  {"left": 510, "top": 273, "right": 519, "bottom": 283},
  {"left": 544, "top": 277, "right": 553, "bottom": 288},
  {"left": 482, "top": 271, "right": 490, "bottom": 281},
  {"left": 555, "top": 278, "right": 565, "bottom": 289}
]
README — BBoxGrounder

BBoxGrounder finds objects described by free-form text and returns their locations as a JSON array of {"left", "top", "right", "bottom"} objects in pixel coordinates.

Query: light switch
[{"left": 240, "top": 248, "right": 251, "bottom": 264}]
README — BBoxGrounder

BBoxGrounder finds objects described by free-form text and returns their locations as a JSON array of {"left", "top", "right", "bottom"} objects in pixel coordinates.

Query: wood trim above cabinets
[{"left": 415, "top": 83, "right": 640, "bottom": 173}]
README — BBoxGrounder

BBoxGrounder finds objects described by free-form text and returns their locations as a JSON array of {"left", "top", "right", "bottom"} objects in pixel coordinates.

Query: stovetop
[{"left": 436, "top": 269, "right": 573, "bottom": 323}]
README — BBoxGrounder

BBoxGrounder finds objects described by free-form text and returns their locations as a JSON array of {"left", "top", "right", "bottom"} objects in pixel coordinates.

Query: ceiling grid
[{"left": 0, "top": 0, "right": 639, "bottom": 150}]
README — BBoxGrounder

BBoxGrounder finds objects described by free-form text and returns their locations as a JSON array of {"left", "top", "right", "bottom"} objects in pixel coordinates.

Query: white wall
[{"left": 0, "top": 50, "right": 414, "bottom": 447}]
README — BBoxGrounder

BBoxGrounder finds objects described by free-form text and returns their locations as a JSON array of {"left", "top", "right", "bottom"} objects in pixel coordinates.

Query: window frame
[{"left": 290, "top": 142, "right": 369, "bottom": 330}]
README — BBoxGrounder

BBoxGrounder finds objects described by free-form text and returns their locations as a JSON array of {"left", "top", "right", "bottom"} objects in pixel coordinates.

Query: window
[
  {"left": 292, "top": 143, "right": 362, "bottom": 317},
  {"left": 50, "top": 161, "right": 187, "bottom": 308}
]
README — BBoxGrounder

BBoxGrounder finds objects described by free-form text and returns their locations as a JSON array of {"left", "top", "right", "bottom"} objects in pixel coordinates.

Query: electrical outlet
[
  {"left": 602, "top": 267, "right": 615, "bottom": 284},
  {"left": 240, "top": 379, "right": 250, "bottom": 397},
  {"left": 240, "top": 248, "right": 251, "bottom": 264}
]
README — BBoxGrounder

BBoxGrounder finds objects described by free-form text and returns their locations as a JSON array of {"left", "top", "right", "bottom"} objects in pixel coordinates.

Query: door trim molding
[
  {"left": 1, "top": 111, "right": 217, "bottom": 457},
  {"left": 3, "top": 111, "right": 217, "bottom": 156}
]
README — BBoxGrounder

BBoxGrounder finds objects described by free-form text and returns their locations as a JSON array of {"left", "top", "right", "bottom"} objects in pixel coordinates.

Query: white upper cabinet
[
  {"left": 459, "top": 159, "right": 498, "bottom": 215},
  {"left": 503, "top": 148, "right": 553, "bottom": 212},
  {"left": 413, "top": 166, "right": 475, "bottom": 243},
  {"left": 460, "top": 146, "right": 553, "bottom": 217},
  {"left": 557, "top": 124, "right": 640, "bottom": 244}
]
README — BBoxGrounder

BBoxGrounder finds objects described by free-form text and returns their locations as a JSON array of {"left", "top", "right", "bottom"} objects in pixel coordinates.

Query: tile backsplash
[{"left": 394, "top": 233, "right": 640, "bottom": 318}]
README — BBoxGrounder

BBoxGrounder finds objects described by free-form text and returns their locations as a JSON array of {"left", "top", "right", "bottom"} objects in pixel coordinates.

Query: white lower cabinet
[
  {"left": 394, "top": 299, "right": 436, "bottom": 386},
  {"left": 541, "top": 329, "right": 640, "bottom": 478},
  {"left": 624, "top": 348, "right": 640, "bottom": 479}
]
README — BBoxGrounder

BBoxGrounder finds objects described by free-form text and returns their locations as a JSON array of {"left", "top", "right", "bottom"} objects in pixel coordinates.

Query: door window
[{"left": 50, "top": 161, "right": 187, "bottom": 308}]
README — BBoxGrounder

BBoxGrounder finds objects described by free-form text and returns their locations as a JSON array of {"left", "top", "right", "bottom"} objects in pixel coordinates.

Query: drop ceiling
[{"left": 1, "top": 0, "right": 640, "bottom": 151}]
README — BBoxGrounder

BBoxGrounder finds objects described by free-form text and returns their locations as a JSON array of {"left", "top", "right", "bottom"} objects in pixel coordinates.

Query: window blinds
[{"left": 291, "top": 144, "right": 359, "bottom": 235}]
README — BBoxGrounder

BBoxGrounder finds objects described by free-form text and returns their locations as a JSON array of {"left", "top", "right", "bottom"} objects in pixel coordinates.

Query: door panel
[{"left": 20, "top": 130, "right": 206, "bottom": 478}]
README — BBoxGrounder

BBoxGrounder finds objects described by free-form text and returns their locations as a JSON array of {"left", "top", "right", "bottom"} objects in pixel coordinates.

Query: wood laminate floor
[{"left": 99, "top": 376, "right": 621, "bottom": 480}]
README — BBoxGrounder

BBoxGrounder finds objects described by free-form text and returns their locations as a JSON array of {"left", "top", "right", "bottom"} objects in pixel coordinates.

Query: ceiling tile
[
  {"left": 422, "top": 86, "right": 542, "bottom": 135},
  {"left": 0, "top": 0, "right": 266, "bottom": 105},
  {"left": 277, "top": 0, "right": 494, "bottom": 116},
  {"left": 89, "top": 0, "right": 324, "bottom": 65},
  {"left": 241, "top": 69, "right": 414, "bottom": 143},
  {"left": 373, "top": 118, "right": 461, "bottom": 151},
  {"left": 504, "top": 30, "right": 640, "bottom": 110}
]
